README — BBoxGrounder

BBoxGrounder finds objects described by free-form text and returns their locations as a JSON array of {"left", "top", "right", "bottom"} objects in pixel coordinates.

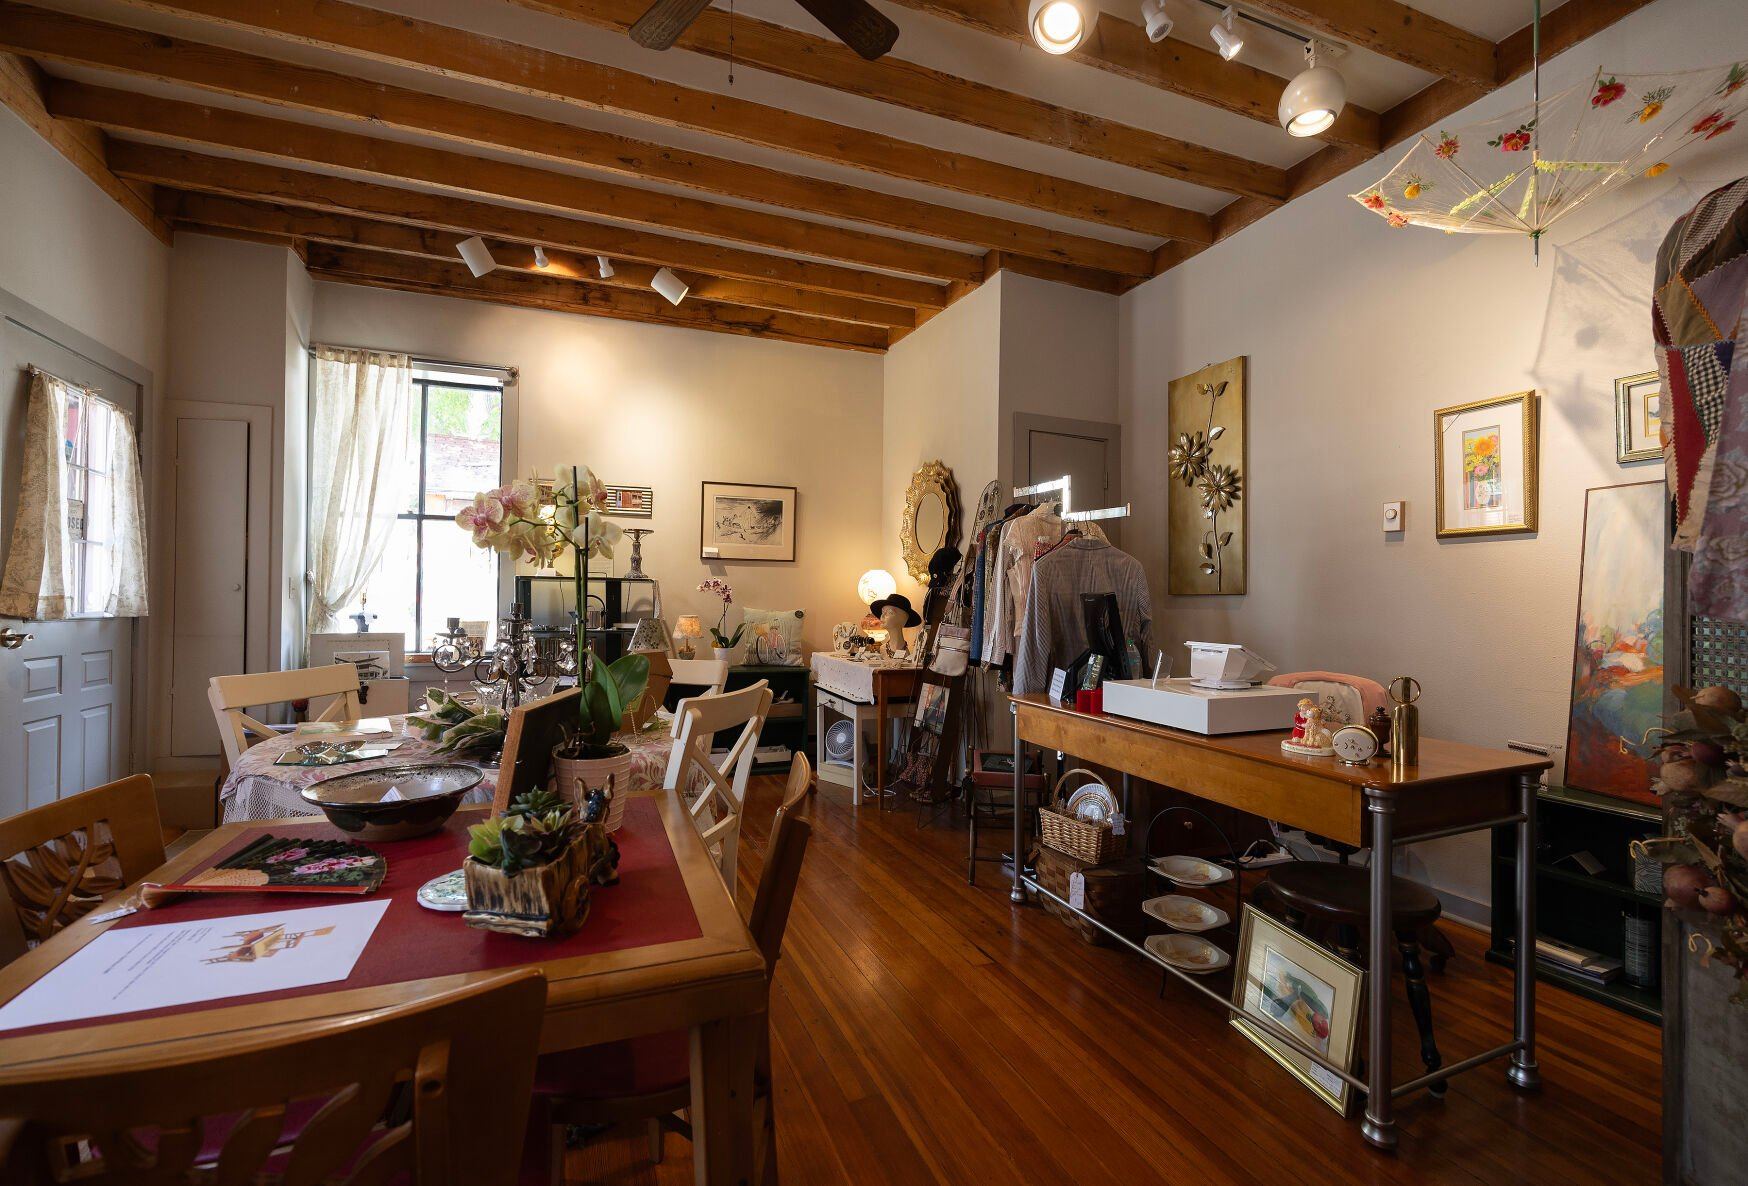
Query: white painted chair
[
  {"left": 207, "top": 664, "right": 363, "bottom": 767},
  {"left": 667, "top": 657, "right": 729, "bottom": 695},
  {"left": 663, "top": 680, "right": 772, "bottom": 890}
]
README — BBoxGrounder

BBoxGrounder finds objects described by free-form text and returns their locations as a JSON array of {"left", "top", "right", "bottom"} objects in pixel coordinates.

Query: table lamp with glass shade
[
  {"left": 673, "top": 614, "right": 703, "bottom": 660},
  {"left": 857, "top": 569, "right": 897, "bottom": 606}
]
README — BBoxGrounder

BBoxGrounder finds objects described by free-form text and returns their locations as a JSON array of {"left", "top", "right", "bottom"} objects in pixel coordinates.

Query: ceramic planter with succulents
[{"left": 462, "top": 787, "right": 620, "bottom": 938}]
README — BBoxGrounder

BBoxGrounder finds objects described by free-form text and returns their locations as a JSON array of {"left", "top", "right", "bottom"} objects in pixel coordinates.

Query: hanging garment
[
  {"left": 1012, "top": 539, "right": 1153, "bottom": 696},
  {"left": 998, "top": 510, "right": 1105, "bottom": 661},
  {"left": 1654, "top": 176, "right": 1748, "bottom": 618},
  {"left": 977, "top": 508, "right": 1032, "bottom": 664}
]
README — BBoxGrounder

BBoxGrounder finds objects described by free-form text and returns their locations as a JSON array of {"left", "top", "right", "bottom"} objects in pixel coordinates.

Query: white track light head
[
  {"left": 651, "top": 266, "right": 689, "bottom": 305},
  {"left": 1141, "top": 0, "right": 1173, "bottom": 44},
  {"left": 1027, "top": 0, "right": 1088, "bottom": 55},
  {"left": 532, "top": 245, "right": 549, "bottom": 268},
  {"left": 1279, "top": 41, "right": 1347, "bottom": 137},
  {"left": 1211, "top": 6, "right": 1244, "bottom": 61},
  {"left": 596, "top": 255, "right": 615, "bottom": 279},
  {"left": 456, "top": 235, "right": 496, "bottom": 278}
]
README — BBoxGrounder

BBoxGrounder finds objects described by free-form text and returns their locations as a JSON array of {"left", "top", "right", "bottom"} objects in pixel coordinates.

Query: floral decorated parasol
[{"left": 1353, "top": 59, "right": 1747, "bottom": 248}]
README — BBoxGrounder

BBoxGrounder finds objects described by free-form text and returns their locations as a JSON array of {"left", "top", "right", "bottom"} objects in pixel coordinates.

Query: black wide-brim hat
[
  {"left": 869, "top": 593, "right": 922, "bottom": 627},
  {"left": 927, "top": 545, "right": 962, "bottom": 584}
]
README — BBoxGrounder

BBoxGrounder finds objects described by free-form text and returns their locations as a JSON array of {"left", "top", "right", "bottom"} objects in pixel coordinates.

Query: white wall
[
  {"left": 1118, "top": 0, "right": 1748, "bottom": 917},
  {"left": 997, "top": 272, "right": 1119, "bottom": 493},
  {"left": 312, "top": 282, "right": 884, "bottom": 652}
]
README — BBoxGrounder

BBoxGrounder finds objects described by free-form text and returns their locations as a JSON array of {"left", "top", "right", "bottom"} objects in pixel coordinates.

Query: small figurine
[{"left": 1282, "top": 697, "right": 1336, "bottom": 757}]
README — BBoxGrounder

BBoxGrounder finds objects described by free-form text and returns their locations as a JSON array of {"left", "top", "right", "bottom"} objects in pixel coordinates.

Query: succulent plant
[{"left": 467, "top": 787, "right": 582, "bottom": 874}]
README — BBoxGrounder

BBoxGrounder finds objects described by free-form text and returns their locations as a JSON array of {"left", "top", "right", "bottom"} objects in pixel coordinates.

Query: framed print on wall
[
  {"left": 1167, "top": 355, "right": 1247, "bottom": 595},
  {"left": 1433, "top": 390, "right": 1539, "bottom": 539},
  {"left": 1230, "top": 906, "right": 1366, "bottom": 1116},
  {"left": 700, "top": 482, "right": 796, "bottom": 562},
  {"left": 1614, "top": 371, "right": 1663, "bottom": 464}
]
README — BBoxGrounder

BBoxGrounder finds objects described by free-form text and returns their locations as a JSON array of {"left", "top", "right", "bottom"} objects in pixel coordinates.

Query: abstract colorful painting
[
  {"left": 1462, "top": 426, "right": 1503, "bottom": 510},
  {"left": 1564, "top": 481, "right": 1665, "bottom": 805}
]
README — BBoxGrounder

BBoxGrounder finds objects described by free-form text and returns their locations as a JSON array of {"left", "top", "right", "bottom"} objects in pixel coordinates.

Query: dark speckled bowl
[{"left": 300, "top": 763, "right": 484, "bottom": 841}]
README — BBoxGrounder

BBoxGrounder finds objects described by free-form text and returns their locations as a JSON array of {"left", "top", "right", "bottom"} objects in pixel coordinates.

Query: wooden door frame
[
  {"left": 156, "top": 400, "right": 273, "bottom": 767},
  {"left": 0, "top": 286, "right": 155, "bottom": 779}
]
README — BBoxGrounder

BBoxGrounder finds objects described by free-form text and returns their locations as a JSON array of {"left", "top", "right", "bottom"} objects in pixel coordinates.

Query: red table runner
[{"left": 5, "top": 796, "right": 703, "bottom": 1036}]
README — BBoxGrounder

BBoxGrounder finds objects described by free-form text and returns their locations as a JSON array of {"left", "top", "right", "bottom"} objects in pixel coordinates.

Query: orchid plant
[{"left": 697, "top": 578, "right": 744, "bottom": 650}]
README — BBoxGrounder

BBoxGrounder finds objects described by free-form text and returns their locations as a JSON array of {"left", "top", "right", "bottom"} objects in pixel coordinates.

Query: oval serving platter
[
  {"left": 1144, "top": 933, "right": 1231, "bottom": 974},
  {"left": 1142, "top": 894, "right": 1231, "bottom": 933},
  {"left": 1151, "top": 854, "right": 1233, "bottom": 887}
]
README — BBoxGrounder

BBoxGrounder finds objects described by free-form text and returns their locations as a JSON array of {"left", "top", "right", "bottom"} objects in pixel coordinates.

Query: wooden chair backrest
[
  {"left": 0, "top": 775, "right": 164, "bottom": 964},
  {"left": 207, "top": 665, "right": 363, "bottom": 766},
  {"left": 747, "top": 754, "right": 816, "bottom": 974},
  {"left": 664, "top": 681, "right": 772, "bottom": 889},
  {"left": 667, "top": 658, "right": 728, "bottom": 695},
  {"left": 0, "top": 969, "right": 547, "bottom": 1186}
]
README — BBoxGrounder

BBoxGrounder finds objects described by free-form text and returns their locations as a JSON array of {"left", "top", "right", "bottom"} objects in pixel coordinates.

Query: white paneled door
[{"left": 0, "top": 310, "right": 140, "bottom": 816}]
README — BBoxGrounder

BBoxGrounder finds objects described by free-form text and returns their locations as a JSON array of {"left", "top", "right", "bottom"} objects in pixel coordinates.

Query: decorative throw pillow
[{"left": 742, "top": 607, "right": 805, "bottom": 666}]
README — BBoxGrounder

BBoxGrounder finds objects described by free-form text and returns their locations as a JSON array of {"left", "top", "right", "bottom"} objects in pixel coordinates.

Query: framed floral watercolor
[
  {"left": 1433, "top": 391, "right": 1539, "bottom": 539},
  {"left": 1614, "top": 371, "right": 1662, "bottom": 464}
]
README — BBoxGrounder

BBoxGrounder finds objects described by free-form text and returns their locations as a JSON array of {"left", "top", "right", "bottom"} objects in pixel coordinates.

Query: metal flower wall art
[{"left": 1167, "top": 357, "right": 1248, "bottom": 596}]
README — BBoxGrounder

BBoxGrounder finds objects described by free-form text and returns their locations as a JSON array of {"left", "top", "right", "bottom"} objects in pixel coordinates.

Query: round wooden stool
[{"left": 1265, "top": 861, "right": 1448, "bottom": 1098}]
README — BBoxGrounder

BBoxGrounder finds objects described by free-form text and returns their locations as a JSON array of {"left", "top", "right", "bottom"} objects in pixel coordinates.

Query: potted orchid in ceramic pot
[
  {"left": 455, "top": 467, "right": 648, "bottom": 829},
  {"left": 697, "top": 578, "right": 743, "bottom": 663}
]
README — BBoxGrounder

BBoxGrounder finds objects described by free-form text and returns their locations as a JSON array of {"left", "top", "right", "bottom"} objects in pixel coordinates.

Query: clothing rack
[{"left": 1011, "top": 474, "right": 1131, "bottom": 523}]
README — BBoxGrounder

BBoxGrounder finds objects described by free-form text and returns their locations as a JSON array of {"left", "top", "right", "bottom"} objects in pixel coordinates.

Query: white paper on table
[{"left": 0, "top": 899, "right": 390, "bottom": 1032}]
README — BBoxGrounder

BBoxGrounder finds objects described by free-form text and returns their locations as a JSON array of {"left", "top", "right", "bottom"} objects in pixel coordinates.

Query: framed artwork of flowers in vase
[{"left": 1433, "top": 391, "right": 1539, "bottom": 539}]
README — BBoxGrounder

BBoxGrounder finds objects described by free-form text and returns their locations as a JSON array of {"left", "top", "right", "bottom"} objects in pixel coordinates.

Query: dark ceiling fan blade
[
  {"left": 628, "top": 0, "right": 715, "bottom": 50},
  {"left": 792, "top": 0, "right": 900, "bottom": 60}
]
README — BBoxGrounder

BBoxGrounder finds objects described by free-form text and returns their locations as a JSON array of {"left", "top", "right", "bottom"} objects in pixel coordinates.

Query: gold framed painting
[
  {"left": 1230, "top": 905, "right": 1366, "bottom": 1115},
  {"left": 1433, "top": 390, "right": 1539, "bottom": 539},
  {"left": 1614, "top": 371, "right": 1662, "bottom": 464}
]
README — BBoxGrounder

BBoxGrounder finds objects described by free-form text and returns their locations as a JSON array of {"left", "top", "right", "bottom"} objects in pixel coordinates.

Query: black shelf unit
[
  {"left": 728, "top": 665, "right": 810, "bottom": 774},
  {"left": 1489, "top": 783, "right": 1663, "bottom": 1023},
  {"left": 514, "top": 572, "right": 657, "bottom": 661}
]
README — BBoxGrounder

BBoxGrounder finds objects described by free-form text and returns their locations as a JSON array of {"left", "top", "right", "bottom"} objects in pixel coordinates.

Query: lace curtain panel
[
  {"left": 308, "top": 346, "right": 414, "bottom": 633},
  {"left": 0, "top": 370, "right": 148, "bottom": 620}
]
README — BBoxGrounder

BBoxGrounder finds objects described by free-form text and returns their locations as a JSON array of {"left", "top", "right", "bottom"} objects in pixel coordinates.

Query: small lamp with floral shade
[{"left": 673, "top": 615, "right": 703, "bottom": 660}]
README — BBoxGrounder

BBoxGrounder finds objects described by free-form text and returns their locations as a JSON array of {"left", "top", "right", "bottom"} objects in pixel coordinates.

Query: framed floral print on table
[
  {"left": 1614, "top": 371, "right": 1663, "bottom": 464},
  {"left": 1230, "top": 906, "right": 1366, "bottom": 1116},
  {"left": 1433, "top": 390, "right": 1539, "bottom": 539}
]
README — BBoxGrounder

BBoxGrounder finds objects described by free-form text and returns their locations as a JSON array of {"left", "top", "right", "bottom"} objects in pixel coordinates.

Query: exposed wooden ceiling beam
[
  {"left": 1240, "top": 1, "right": 1495, "bottom": 88},
  {"left": 0, "top": 51, "right": 168, "bottom": 242},
  {"left": 108, "top": 142, "right": 951, "bottom": 309},
  {"left": 1154, "top": 0, "right": 1654, "bottom": 275},
  {"left": 49, "top": 82, "right": 997, "bottom": 284},
  {"left": 496, "top": 0, "right": 1286, "bottom": 203},
  {"left": 97, "top": 0, "right": 1213, "bottom": 247},
  {"left": 859, "top": 0, "right": 1381, "bottom": 151},
  {"left": 0, "top": 4, "right": 1163, "bottom": 274},
  {"left": 303, "top": 244, "right": 890, "bottom": 353},
  {"left": 159, "top": 191, "right": 915, "bottom": 329}
]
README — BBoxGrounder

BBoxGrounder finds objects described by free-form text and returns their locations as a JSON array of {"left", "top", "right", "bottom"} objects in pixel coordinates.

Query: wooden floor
[{"left": 567, "top": 775, "right": 1662, "bottom": 1185}]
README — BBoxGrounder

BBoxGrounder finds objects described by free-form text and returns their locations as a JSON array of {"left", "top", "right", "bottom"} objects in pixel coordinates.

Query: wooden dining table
[{"left": 0, "top": 788, "right": 768, "bottom": 1186}]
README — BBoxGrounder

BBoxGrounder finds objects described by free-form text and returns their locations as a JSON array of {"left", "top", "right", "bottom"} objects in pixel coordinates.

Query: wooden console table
[{"left": 1008, "top": 693, "right": 1550, "bottom": 1151}]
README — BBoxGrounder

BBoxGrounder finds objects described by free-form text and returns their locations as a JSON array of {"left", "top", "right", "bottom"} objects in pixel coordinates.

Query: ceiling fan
[{"left": 629, "top": 0, "right": 899, "bottom": 61}]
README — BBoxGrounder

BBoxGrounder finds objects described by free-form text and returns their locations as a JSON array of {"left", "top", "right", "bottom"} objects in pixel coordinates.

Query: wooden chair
[
  {"left": 533, "top": 754, "right": 817, "bottom": 1185},
  {"left": 664, "top": 681, "right": 772, "bottom": 889},
  {"left": 0, "top": 969, "right": 547, "bottom": 1186},
  {"left": 0, "top": 775, "right": 164, "bottom": 965},
  {"left": 668, "top": 658, "right": 729, "bottom": 695},
  {"left": 207, "top": 665, "right": 363, "bottom": 767},
  {"left": 1264, "top": 861, "right": 1449, "bottom": 1097}
]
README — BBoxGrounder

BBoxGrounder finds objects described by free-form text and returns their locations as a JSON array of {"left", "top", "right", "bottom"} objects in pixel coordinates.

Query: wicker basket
[
  {"left": 1037, "top": 768, "right": 1124, "bottom": 864},
  {"left": 1036, "top": 847, "right": 1143, "bottom": 946}
]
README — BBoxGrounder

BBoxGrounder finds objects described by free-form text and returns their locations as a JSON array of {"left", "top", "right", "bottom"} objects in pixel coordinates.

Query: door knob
[{"left": 0, "top": 626, "right": 33, "bottom": 650}]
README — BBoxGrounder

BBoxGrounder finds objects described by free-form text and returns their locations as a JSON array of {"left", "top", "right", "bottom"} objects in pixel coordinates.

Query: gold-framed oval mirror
[{"left": 900, "top": 460, "right": 960, "bottom": 585}]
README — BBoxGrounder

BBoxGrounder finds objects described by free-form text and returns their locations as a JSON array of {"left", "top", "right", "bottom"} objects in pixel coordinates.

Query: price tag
[
  {"left": 1111, "top": 813, "right": 1126, "bottom": 837},
  {"left": 1068, "top": 871, "right": 1086, "bottom": 911},
  {"left": 1048, "top": 667, "right": 1070, "bottom": 703}
]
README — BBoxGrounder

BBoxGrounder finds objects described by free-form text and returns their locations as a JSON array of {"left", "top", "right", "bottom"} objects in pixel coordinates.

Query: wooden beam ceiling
[
  {"left": 303, "top": 244, "right": 891, "bottom": 352},
  {"left": 817, "top": 0, "right": 1382, "bottom": 151},
  {"left": 0, "top": 4, "right": 1186, "bottom": 274},
  {"left": 1241, "top": 1, "right": 1496, "bottom": 87},
  {"left": 158, "top": 191, "right": 916, "bottom": 329},
  {"left": 93, "top": 0, "right": 1214, "bottom": 247},
  {"left": 108, "top": 142, "right": 949, "bottom": 309}
]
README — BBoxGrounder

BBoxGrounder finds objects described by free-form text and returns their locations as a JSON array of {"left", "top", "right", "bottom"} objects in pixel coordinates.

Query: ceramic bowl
[
  {"left": 1142, "top": 894, "right": 1231, "bottom": 933},
  {"left": 1151, "top": 854, "right": 1234, "bottom": 887},
  {"left": 1144, "top": 933, "right": 1231, "bottom": 974},
  {"left": 300, "top": 763, "right": 483, "bottom": 841}
]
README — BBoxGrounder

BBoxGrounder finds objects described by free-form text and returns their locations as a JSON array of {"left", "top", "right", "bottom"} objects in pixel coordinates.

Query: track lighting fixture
[
  {"left": 532, "top": 245, "right": 549, "bottom": 268},
  {"left": 1210, "top": 5, "right": 1244, "bottom": 61},
  {"left": 1279, "top": 40, "right": 1347, "bottom": 137},
  {"left": 1027, "top": 0, "right": 1088, "bottom": 55},
  {"left": 651, "top": 267, "right": 689, "bottom": 305},
  {"left": 596, "top": 255, "right": 615, "bottom": 280},
  {"left": 1140, "top": 0, "right": 1173, "bottom": 44},
  {"left": 455, "top": 235, "right": 496, "bottom": 278}
]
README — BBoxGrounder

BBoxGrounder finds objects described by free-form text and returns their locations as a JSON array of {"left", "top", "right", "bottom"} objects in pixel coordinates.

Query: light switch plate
[{"left": 1382, "top": 501, "right": 1405, "bottom": 533}]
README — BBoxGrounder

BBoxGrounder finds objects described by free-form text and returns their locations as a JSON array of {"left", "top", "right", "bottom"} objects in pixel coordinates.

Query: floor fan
[{"left": 629, "top": 0, "right": 899, "bottom": 60}]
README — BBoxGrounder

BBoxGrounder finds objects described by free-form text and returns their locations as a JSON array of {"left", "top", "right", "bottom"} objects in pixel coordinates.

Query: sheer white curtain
[
  {"left": 0, "top": 370, "right": 75, "bottom": 620},
  {"left": 307, "top": 346, "right": 415, "bottom": 633},
  {"left": 101, "top": 404, "right": 150, "bottom": 617}
]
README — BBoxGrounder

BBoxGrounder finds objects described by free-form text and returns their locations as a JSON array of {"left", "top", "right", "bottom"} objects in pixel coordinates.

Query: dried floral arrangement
[{"left": 1642, "top": 684, "right": 1748, "bottom": 999}]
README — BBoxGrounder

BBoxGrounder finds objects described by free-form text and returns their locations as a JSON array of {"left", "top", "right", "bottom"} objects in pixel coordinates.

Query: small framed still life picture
[
  {"left": 1230, "top": 906, "right": 1366, "bottom": 1115},
  {"left": 1614, "top": 371, "right": 1662, "bottom": 464},
  {"left": 1433, "top": 390, "right": 1539, "bottom": 539}
]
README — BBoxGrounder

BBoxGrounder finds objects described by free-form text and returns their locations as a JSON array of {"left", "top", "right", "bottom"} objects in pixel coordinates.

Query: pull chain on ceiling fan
[{"left": 630, "top": 0, "right": 900, "bottom": 60}]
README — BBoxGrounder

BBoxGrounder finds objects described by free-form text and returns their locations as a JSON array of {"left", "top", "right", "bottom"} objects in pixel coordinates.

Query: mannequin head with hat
[{"left": 869, "top": 592, "right": 921, "bottom": 658}]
